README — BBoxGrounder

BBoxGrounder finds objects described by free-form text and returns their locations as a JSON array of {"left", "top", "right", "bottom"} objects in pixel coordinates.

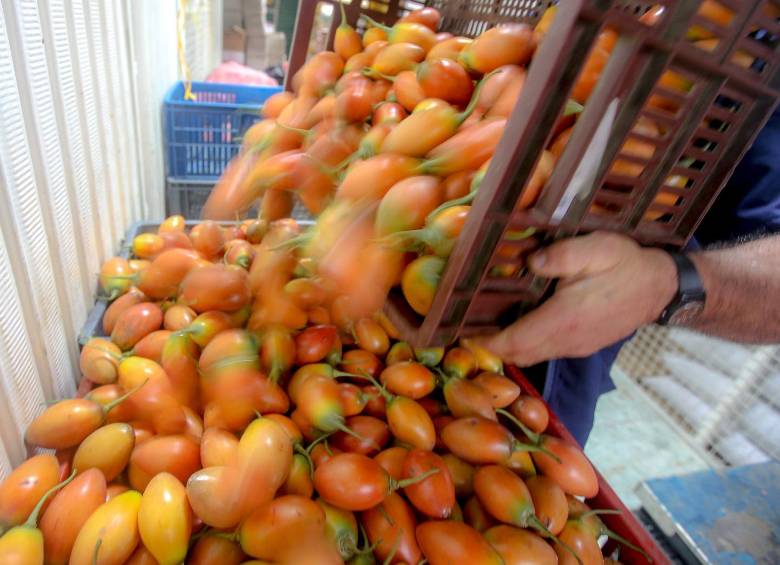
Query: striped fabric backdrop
[{"left": 0, "top": 0, "right": 221, "bottom": 476}]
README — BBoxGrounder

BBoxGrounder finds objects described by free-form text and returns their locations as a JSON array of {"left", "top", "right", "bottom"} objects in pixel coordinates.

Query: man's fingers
[
  {"left": 529, "top": 231, "right": 634, "bottom": 279},
  {"left": 475, "top": 233, "right": 642, "bottom": 365},
  {"left": 474, "top": 294, "right": 577, "bottom": 366}
]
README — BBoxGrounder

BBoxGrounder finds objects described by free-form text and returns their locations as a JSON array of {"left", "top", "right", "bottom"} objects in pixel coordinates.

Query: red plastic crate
[
  {"left": 287, "top": 0, "right": 780, "bottom": 347},
  {"left": 72, "top": 221, "right": 668, "bottom": 564},
  {"left": 506, "top": 366, "right": 670, "bottom": 564},
  {"left": 71, "top": 366, "right": 668, "bottom": 564}
]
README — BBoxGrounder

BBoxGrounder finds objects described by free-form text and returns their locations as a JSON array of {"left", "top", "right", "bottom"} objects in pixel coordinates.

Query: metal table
[{"left": 638, "top": 462, "right": 780, "bottom": 564}]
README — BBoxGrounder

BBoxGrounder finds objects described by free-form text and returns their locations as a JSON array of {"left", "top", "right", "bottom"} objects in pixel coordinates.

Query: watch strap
[{"left": 657, "top": 252, "right": 706, "bottom": 326}]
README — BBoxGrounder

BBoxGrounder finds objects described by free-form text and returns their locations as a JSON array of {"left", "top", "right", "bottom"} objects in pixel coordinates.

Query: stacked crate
[{"left": 162, "top": 81, "right": 282, "bottom": 218}]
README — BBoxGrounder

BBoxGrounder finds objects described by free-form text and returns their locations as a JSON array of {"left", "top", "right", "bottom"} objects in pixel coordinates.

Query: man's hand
[{"left": 475, "top": 231, "right": 678, "bottom": 366}]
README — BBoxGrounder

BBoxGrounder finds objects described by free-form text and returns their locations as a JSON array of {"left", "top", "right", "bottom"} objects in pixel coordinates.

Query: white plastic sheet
[{"left": 0, "top": 0, "right": 220, "bottom": 474}]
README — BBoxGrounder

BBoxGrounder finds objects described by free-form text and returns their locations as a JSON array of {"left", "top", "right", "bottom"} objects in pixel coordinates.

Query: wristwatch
[{"left": 657, "top": 252, "right": 707, "bottom": 326}]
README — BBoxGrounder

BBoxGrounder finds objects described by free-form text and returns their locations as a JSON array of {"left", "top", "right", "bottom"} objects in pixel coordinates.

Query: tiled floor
[{"left": 585, "top": 368, "right": 711, "bottom": 510}]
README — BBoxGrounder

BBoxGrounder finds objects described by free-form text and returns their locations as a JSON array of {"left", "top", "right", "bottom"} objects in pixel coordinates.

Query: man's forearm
[{"left": 686, "top": 235, "right": 780, "bottom": 342}]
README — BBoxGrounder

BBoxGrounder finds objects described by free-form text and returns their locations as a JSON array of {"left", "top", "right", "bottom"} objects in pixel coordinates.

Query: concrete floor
[{"left": 585, "top": 368, "right": 711, "bottom": 510}]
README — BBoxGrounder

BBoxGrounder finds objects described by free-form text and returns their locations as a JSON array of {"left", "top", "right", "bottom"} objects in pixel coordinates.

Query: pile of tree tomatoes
[
  {"left": 200, "top": 4, "right": 577, "bottom": 318},
  {"left": 0, "top": 210, "right": 652, "bottom": 564},
  {"left": 196, "top": 1, "right": 744, "bottom": 319},
  {"left": 8, "top": 1, "right": 751, "bottom": 561}
]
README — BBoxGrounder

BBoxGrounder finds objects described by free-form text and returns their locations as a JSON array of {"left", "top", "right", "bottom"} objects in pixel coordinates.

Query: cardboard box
[
  {"left": 223, "top": 26, "right": 247, "bottom": 64},
  {"left": 224, "top": 0, "right": 242, "bottom": 28},
  {"left": 246, "top": 31, "right": 286, "bottom": 70}
]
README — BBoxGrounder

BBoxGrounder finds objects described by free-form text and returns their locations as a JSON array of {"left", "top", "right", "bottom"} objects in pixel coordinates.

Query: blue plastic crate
[{"left": 163, "top": 81, "right": 282, "bottom": 179}]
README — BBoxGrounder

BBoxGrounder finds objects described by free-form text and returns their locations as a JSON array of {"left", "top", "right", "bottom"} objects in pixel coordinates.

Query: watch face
[{"left": 668, "top": 300, "right": 705, "bottom": 326}]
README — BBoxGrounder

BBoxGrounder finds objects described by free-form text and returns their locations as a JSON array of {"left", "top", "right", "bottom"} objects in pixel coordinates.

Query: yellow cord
[{"left": 177, "top": 0, "right": 196, "bottom": 101}]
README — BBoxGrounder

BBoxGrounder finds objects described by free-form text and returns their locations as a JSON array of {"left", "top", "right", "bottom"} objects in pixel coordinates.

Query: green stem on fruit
[
  {"left": 530, "top": 516, "right": 583, "bottom": 565},
  {"left": 305, "top": 431, "right": 335, "bottom": 455},
  {"left": 246, "top": 134, "right": 274, "bottom": 155},
  {"left": 103, "top": 378, "right": 149, "bottom": 414},
  {"left": 235, "top": 254, "right": 251, "bottom": 269},
  {"left": 383, "top": 532, "right": 402, "bottom": 565},
  {"left": 343, "top": 371, "right": 393, "bottom": 403},
  {"left": 330, "top": 368, "right": 365, "bottom": 379},
  {"left": 496, "top": 408, "right": 541, "bottom": 445},
  {"left": 377, "top": 503, "right": 395, "bottom": 527},
  {"left": 392, "top": 467, "right": 439, "bottom": 490},
  {"left": 334, "top": 421, "right": 380, "bottom": 451},
  {"left": 305, "top": 153, "right": 345, "bottom": 179},
  {"left": 212, "top": 529, "right": 240, "bottom": 542},
  {"left": 349, "top": 523, "right": 382, "bottom": 555},
  {"left": 377, "top": 226, "right": 449, "bottom": 257},
  {"left": 511, "top": 439, "right": 561, "bottom": 464},
  {"left": 333, "top": 150, "right": 360, "bottom": 173},
  {"left": 91, "top": 538, "right": 103, "bottom": 565},
  {"left": 425, "top": 191, "right": 476, "bottom": 223},
  {"left": 504, "top": 227, "right": 536, "bottom": 241},
  {"left": 338, "top": 0, "right": 349, "bottom": 28},
  {"left": 95, "top": 286, "right": 129, "bottom": 302},
  {"left": 24, "top": 469, "right": 76, "bottom": 528},
  {"left": 188, "top": 526, "right": 212, "bottom": 545},
  {"left": 599, "top": 523, "right": 653, "bottom": 562},
  {"left": 294, "top": 444, "right": 315, "bottom": 477},
  {"left": 564, "top": 99, "right": 584, "bottom": 116},
  {"left": 358, "top": 143, "right": 376, "bottom": 161},
  {"left": 199, "top": 355, "right": 260, "bottom": 375},
  {"left": 269, "top": 359, "right": 285, "bottom": 384},
  {"left": 275, "top": 121, "right": 315, "bottom": 140},
  {"left": 362, "top": 67, "right": 396, "bottom": 82},
  {"left": 433, "top": 366, "right": 455, "bottom": 387},
  {"left": 268, "top": 231, "right": 313, "bottom": 251},
  {"left": 455, "top": 68, "right": 500, "bottom": 125},
  {"left": 376, "top": 228, "right": 422, "bottom": 252},
  {"left": 363, "top": 15, "right": 391, "bottom": 33},
  {"left": 83, "top": 343, "right": 124, "bottom": 361}
]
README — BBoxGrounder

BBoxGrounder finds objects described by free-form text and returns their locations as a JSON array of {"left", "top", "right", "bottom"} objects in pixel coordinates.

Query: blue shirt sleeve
[{"left": 696, "top": 107, "right": 780, "bottom": 244}]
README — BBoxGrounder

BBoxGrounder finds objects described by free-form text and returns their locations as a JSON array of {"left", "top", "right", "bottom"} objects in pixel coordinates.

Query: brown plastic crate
[{"left": 287, "top": 1, "right": 780, "bottom": 346}]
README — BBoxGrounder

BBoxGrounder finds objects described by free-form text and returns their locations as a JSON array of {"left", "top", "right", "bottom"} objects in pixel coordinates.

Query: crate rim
[
  {"left": 163, "top": 80, "right": 282, "bottom": 111},
  {"left": 166, "top": 176, "right": 221, "bottom": 185}
]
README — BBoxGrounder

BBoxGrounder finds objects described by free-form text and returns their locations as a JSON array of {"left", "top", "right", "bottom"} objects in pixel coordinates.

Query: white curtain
[{"left": 0, "top": 0, "right": 221, "bottom": 475}]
